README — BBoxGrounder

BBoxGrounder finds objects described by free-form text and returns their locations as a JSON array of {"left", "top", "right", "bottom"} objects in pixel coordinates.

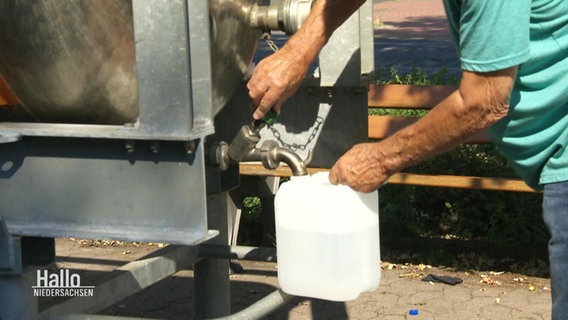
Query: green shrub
[{"left": 237, "top": 197, "right": 264, "bottom": 245}]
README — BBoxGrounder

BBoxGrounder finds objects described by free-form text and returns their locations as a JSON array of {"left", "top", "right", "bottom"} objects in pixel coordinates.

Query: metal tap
[{"left": 210, "top": 118, "right": 308, "bottom": 176}]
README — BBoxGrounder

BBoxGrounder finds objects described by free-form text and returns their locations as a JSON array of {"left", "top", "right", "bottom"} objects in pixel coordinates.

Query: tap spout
[
  {"left": 260, "top": 141, "right": 308, "bottom": 176},
  {"left": 218, "top": 123, "right": 308, "bottom": 176}
]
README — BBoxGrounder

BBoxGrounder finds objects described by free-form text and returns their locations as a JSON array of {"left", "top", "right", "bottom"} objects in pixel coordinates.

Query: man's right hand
[
  {"left": 246, "top": 0, "right": 366, "bottom": 120},
  {"left": 247, "top": 45, "right": 310, "bottom": 120}
]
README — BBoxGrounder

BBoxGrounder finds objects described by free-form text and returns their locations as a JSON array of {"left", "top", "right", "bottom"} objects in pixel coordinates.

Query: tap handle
[{"left": 251, "top": 108, "right": 278, "bottom": 131}]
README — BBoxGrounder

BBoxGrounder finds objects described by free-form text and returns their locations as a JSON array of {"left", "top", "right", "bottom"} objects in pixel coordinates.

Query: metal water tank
[{"left": 0, "top": 0, "right": 259, "bottom": 124}]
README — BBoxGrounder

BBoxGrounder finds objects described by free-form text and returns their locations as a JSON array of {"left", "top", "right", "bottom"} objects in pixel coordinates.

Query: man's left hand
[{"left": 329, "top": 142, "right": 388, "bottom": 193}]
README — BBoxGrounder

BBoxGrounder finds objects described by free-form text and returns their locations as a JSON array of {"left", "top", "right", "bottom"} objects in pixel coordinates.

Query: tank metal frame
[{"left": 0, "top": 0, "right": 215, "bottom": 142}]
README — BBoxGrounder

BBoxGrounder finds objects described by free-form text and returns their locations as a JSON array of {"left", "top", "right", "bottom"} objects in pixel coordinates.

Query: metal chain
[
  {"left": 268, "top": 117, "right": 324, "bottom": 151},
  {"left": 262, "top": 32, "right": 279, "bottom": 52},
  {"left": 261, "top": 32, "right": 321, "bottom": 151}
]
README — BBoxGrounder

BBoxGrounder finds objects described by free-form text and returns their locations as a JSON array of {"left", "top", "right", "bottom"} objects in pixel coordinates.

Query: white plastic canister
[{"left": 274, "top": 172, "right": 380, "bottom": 301}]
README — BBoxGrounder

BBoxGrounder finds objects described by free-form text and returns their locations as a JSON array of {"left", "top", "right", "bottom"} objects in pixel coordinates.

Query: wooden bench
[{"left": 240, "top": 84, "right": 535, "bottom": 193}]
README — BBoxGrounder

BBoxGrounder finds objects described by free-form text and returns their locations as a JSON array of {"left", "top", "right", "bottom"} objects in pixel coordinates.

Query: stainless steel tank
[
  {"left": 0, "top": 0, "right": 259, "bottom": 125},
  {"left": 210, "top": 0, "right": 261, "bottom": 116}
]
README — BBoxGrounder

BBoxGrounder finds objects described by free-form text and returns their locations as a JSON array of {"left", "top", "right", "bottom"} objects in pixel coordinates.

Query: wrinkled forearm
[
  {"left": 282, "top": 0, "right": 366, "bottom": 72},
  {"left": 249, "top": 0, "right": 365, "bottom": 119},
  {"left": 329, "top": 68, "right": 517, "bottom": 192},
  {"left": 375, "top": 69, "right": 516, "bottom": 177},
  {"left": 376, "top": 92, "right": 488, "bottom": 176}
]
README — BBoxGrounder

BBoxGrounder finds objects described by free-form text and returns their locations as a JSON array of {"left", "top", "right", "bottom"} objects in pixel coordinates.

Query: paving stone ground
[
  {"left": 51, "top": 239, "right": 551, "bottom": 319},
  {"left": 373, "top": 0, "right": 461, "bottom": 80}
]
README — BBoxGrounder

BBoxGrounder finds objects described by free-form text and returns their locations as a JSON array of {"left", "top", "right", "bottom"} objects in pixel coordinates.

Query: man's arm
[
  {"left": 329, "top": 67, "right": 518, "bottom": 192},
  {"left": 247, "top": 0, "right": 365, "bottom": 120}
]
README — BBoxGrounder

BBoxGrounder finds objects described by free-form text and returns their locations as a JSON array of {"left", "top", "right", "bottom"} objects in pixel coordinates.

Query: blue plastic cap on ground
[{"left": 409, "top": 309, "right": 419, "bottom": 316}]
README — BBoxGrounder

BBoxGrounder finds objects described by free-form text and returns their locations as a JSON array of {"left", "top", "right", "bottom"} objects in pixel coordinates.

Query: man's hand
[
  {"left": 329, "top": 142, "right": 388, "bottom": 193},
  {"left": 246, "top": 0, "right": 366, "bottom": 120},
  {"left": 247, "top": 46, "right": 309, "bottom": 120}
]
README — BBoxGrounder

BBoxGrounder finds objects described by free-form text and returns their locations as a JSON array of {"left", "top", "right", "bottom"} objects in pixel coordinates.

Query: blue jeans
[{"left": 543, "top": 181, "right": 568, "bottom": 320}]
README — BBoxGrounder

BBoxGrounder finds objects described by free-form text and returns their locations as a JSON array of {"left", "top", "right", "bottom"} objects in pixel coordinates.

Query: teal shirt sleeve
[
  {"left": 444, "top": 0, "right": 532, "bottom": 72},
  {"left": 444, "top": 0, "right": 568, "bottom": 190}
]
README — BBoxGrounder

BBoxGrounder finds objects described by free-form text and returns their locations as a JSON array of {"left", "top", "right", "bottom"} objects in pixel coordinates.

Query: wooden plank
[
  {"left": 387, "top": 172, "right": 535, "bottom": 193},
  {"left": 238, "top": 162, "right": 329, "bottom": 177},
  {"left": 368, "top": 115, "right": 414, "bottom": 139},
  {"left": 238, "top": 163, "right": 536, "bottom": 193},
  {"left": 368, "top": 84, "right": 457, "bottom": 109},
  {"left": 368, "top": 115, "right": 491, "bottom": 143}
]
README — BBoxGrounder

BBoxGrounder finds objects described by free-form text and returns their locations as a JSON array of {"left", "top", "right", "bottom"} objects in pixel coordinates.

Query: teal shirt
[{"left": 444, "top": 0, "right": 568, "bottom": 190}]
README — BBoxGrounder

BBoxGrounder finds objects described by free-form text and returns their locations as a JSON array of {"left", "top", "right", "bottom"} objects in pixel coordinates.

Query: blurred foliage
[
  {"left": 236, "top": 197, "right": 264, "bottom": 246},
  {"left": 379, "top": 150, "right": 546, "bottom": 245},
  {"left": 375, "top": 65, "right": 460, "bottom": 86}
]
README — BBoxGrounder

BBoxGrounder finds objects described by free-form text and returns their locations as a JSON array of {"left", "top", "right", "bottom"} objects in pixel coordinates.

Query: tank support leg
[
  {"left": 195, "top": 193, "right": 231, "bottom": 318},
  {"left": 0, "top": 269, "right": 39, "bottom": 319},
  {"left": 0, "top": 221, "right": 41, "bottom": 319}
]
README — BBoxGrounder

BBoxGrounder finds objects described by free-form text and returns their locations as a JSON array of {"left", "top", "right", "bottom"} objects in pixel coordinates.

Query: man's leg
[{"left": 543, "top": 181, "right": 568, "bottom": 320}]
